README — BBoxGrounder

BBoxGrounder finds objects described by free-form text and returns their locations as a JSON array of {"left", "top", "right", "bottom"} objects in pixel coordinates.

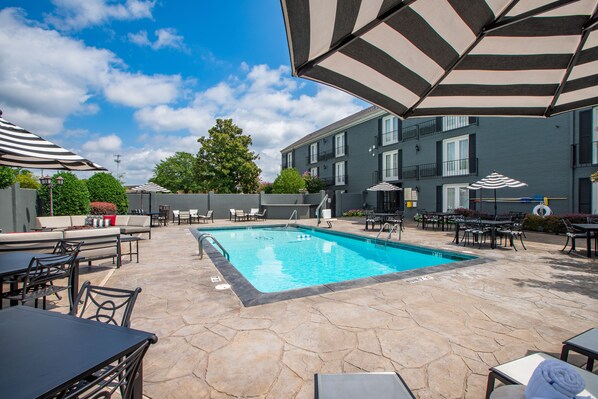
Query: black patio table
[
  {"left": 422, "top": 212, "right": 458, "bottom": 232},
  {"left": 0, "top": 306, "right": 157, "bottom": 399},
  {"left": 571, "top": 224, "right": 598, "bottom": 258},
  {"left": 455, "top": 220, "right": 514, "bottom": 249},
  {"left": 0, "top": 252, "right": 78, "bottom": 310}
]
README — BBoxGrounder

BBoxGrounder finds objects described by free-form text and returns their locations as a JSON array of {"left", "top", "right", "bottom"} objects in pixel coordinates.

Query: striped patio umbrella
[
  {"left": 131, "top": 182, "right": 170, "bottom": 213},
  {"left": 469, "top": 171, "right": 527, "bottom": 216},
  {"left": 0, "top": 112, "right": 106, "bottom": 171},
  {"left": 281, "top": 0, "right": 598, "bottom": 118},
  {"left": 367, "top": 182, "right": 402, "bottom": 191}
]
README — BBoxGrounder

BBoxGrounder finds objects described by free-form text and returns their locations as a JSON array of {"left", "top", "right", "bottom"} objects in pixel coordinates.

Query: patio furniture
[
  {"left": 229, "top": 209, "right": 236, "bottom": 221},
  {"left": 254, "top": 209, "right": 267, "bottom": 221},
  {"left": 2, "top": 252, "right": 78, "bottom": 310},
  {"left": 172, "top": 210, "right": 179, "bottom": 223},
  {"left": 178, "top": 211, "right": 191, "bottom": 225},
  {"left": 50, "top": 240, "right": 83, "bottom": 300},
  {"left": 197, "top": 210, "right": 214, "bottom": 224},
  {"left": 485, "top": 352, "right": 598, "bottom": 399},
  {"left": 497, "top": 222, "right": 527, "bottom": 251},
  {"left": 235, "top": 210, "right": 246, "bottom": 221},
  {"left": 314, "top": 372, "right": 415, "bottom": 399},
  {"left": 248, "top": 208, "right": 260, "bottom": 221},
  {"left": 561, "top": 328, "right": 598, "bottom": 372},
  {"left": 0, "top": 306, "right": 157, "bottom": 399},
  {"left": 120, "top": 235, "right": 141, "bottom": 263},
  {"left": 562, "top": 219, "right": 587, "bottom": 255},
  {"left": 189, "top": 209, "right": 199, "bottom": 223},
  {"left": 0, "top": 252, "right": 80, "bottom": 310},
  {"left": 365, "top": 212, "right": 381, "bottom": 231},
  {"left": 321, "top": 209, "right": 337, "bottom": 228},
  {"left": 157, "top": 205, "right": 169, "bottom": 226},
  {"left": 70, "top": 281, "right": 141, "bottom": 328}
]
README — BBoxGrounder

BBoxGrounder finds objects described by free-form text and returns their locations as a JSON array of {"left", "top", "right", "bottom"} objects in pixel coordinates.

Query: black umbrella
[{"left": 281, "top": 1, "right": 598, "bottom": 118}]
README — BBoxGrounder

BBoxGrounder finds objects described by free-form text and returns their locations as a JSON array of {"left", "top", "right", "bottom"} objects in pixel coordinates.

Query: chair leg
[
  {"left": 561, "top": 236, "right": 570, "bottom": 252},
  {"left": 519, "top": 235, "right": 526, "bottom": 250}
]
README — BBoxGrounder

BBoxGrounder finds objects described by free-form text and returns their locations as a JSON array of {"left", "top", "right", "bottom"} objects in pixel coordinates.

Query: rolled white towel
[{"left": 525, "top": 359, "right": 585, "bottom": 399}]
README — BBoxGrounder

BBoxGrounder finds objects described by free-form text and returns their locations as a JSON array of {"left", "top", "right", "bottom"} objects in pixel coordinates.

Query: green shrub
[
  {"left": 342, "top": 209, "right": 367, "bottom": 217},
  {"left": 15, "top": 172, "right": 40, "bottom": 189},
  {"left": 0, "top": 166, "right": 16, "bottom": 189},
  {"left": 90, "top": 201, "right": 117, "bottom": 215},
  {"left": 37, "top": 172, "right": 90, "bottom": 216},
  {"left": 303, "top": 173, "right": 326, "bottom": 193},
  {"left": 86, "top": 173, "right": 128, "bottom": 214},
  {"left": 523, "top": 213, "right": 593, "bottom": 234},
  {"left": 272, "top": 168, "right": 305, "bottom": 193}
]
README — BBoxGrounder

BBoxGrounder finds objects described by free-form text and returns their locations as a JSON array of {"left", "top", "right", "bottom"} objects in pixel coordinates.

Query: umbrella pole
[
  {"left": 149, "top": 192, "right": 152, "bottom": 214},
  {"left": 494, "top": 189, "right": 497, "bottom": 218}
]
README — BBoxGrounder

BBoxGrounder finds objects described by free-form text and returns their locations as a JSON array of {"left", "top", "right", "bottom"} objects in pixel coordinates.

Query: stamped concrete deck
[{"left": 106, "top": 218, "right": 597, "bottom": 398}]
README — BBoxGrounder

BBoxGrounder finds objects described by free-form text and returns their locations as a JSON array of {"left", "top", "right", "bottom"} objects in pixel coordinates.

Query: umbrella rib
[
  {"left": 483, "top": 0, "right": 580, "bottom": 34},
  {"left": 544, "top": 6, "right": 598, "bottom": 116},
  {"left": 402, "top": 0, "right": 521, "bottom": 118},
  {"left": 295, "top": 0, "right": 416, "bottom": 77}
]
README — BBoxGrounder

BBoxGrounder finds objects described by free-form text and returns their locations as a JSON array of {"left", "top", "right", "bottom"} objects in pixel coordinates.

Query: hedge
[
  {"left": 90, "top": 202, "right": 117, "bottom": 215},
  {"left": 523, "top": 214, "right": 593, "bottom": 234}
]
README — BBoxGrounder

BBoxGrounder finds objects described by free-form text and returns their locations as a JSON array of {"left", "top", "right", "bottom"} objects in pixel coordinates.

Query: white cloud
[
  {"left": 104, "top": 72, "right": 181, "bottom": 107},
  {"left": 128, "top": 28, "right": 187, "bottom": 51},
  {"left": 82, "top": 134, "right": 122, "bottom": 152},
  {"left": 46, "top": 0, "right": 155, "bottom": 30}
]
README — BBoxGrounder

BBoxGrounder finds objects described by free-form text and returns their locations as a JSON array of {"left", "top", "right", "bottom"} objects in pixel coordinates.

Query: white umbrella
[
  {"left": 281, "top": 1, "right": 598, "bottom": 118},
  {"left": 469, "top": 171, "right": 527, "bottom": 216}
]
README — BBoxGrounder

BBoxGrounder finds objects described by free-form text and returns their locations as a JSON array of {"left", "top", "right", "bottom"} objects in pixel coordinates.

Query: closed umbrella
[
  {"left": 131, "top": 182, "right": 170, "bottom": 213},
  {"left": 0, "top": 111, "right": 106, "bottom": 171},
  {"left": 281, "top": 1, "right": 598, "bottom": 118},
  {"left": 469, "top": 171, "right": 527, "bottom": 217}
]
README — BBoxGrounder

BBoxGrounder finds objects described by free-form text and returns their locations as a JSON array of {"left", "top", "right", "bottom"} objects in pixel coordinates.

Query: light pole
[{"left": 40, "top": 175, "right": 64, "bottom": 216}]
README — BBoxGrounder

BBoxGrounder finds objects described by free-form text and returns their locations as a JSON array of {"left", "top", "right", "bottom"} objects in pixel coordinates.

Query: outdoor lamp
[{"left": 41, "top": 175, "right": 63, "bottom": 216}]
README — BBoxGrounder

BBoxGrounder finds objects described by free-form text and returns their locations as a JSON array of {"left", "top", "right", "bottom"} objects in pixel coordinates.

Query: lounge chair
[
  {"left": 485, "top": 352, "right": 598, "bottom": 399},
  {"left": 172, "top": 210, "right": 179, "bottom": 223},
  {"left": 235, "top": 210, "right": 246, "bottom": 221},
  {"left": 254, "top": 209, "right": 267, "bottom": 221},
  {"left": 178, "top": 211, "right": 191, "bottom": 224},
  {"left": 197, "top": 210, "right": 214, "bottom": 224},
  {"left": 248, "top": 208, "right": 259, "bottom": 221},
  {"left": 229, "top": 209, "right": 236, "bottom": 221},
  {"left": 189, "top": 209, "right": 199, "bottom": 223},
  {"left": 315, "top": 372, "right": 415, "bottom": 399}
]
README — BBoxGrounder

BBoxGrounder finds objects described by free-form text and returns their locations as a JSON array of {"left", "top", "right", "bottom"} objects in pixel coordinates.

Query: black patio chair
[
  {"left": 69, "top": 281, "right": 142, "bottom": 328},
  {"left": 365, "top": 211, "right": 380, "bottom": 231},
  {"left": 2, "top": 252, "right": 78, "bottom": 310},
  {"left": 50, "top": 240, "right": 83, "bottom": 300},
  {"left": 561, "top": 219, "right": 586, "bottom": 254},
  {"left": 60, "top": 340, "right": 151, "bottom": 399}
]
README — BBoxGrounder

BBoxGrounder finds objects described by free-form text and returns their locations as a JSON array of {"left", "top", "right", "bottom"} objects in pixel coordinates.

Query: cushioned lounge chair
[
  {"left": 254, "top": 209, "right": 267, "bottom": 221},
  {"left": 485, "top": 353, "right": 598, "bottom": 399},
  {"left": 197, "top": 210, "right": 214, "bottom": 224},
  {"left": 178, "top": 211, "right": 191, "bottom": 224}
]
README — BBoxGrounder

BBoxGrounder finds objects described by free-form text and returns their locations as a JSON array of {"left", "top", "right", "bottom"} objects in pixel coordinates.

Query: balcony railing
[
  {"left": 399, "top": 117, "right": 478, "bottom": 142},
  {"left": 381, "top": 130, "right": 399, "bottom": 145},
  {"left": 573, "top": 141, "right": 598, "bottom": 167},
  {"left": 381, "top": 167, "right": 400, "bottom": 181},
  {"left": 399, "top": 158, "right": 478, "bottom": 180},
  {"left": 319, "top": 150, "right": 335, "bottom": 161},
  {"left": 335, "top": 145, "right": 348, "bottom": 157},
  {"left": 335, "top": 174, "right": 348, "bottom": 185}
]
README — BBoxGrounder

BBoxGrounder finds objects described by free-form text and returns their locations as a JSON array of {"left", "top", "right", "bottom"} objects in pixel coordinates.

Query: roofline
[{"left": 281, "top": 106, "right": 386, "bottom": 153}]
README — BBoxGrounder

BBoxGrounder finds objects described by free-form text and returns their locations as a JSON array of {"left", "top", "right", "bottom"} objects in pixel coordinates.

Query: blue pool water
[{"left": 200, "top": 226, "right": 473, "bottom": 293}]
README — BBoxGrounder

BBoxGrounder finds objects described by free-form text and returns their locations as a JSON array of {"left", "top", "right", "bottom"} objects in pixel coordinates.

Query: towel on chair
[{"left": 525, "top": 359, "right": 586, "bottom": 399}]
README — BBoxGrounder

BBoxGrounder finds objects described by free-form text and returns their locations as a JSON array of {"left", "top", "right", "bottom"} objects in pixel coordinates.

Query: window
[
  {"left": 310, "top": 167, "right": 318, "bottom": 177},
  {"left": 382, "top": 150, "right": 398, "bottom": 181},
  {"left": 382, "top": 116, "right": 398, "bottom": 145},
  {"left": 335, "top": 162, "right": 345, "bottom": 185},
  {"left": 443, "top": 134, "right": 469, "bottom": 176},
  {"left": 443, "top": 116, "right": 470, "bottom": 131},
  {"left": 443, "top": 184, "right": 469, "bottom": 212},
  {"left": 286, "top": 152, "right": 293, "bottom": 169},
  {"left": 335, "top": 133, "right": 345, "bottom": 157},
  {"left": 310, "top": 143, "right": 318, "bottom": 164}
]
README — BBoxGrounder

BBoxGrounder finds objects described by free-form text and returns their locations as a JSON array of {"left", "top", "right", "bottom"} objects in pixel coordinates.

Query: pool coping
[{"left": 191, "top": 224, "right": 489, "bottom": 307}]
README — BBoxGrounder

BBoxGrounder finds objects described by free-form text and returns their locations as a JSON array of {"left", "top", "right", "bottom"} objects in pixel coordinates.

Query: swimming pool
[{"left": 197, "top": 226, "right": 477, "bottom": 305}]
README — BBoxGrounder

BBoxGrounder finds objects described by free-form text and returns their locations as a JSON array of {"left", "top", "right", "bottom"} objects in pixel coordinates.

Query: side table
[
  {"left": 561, "top": 328, "right": 598, "bottom": 371},
  {"left": 120, "top": 235, "right": 142, "bottom": 263}
]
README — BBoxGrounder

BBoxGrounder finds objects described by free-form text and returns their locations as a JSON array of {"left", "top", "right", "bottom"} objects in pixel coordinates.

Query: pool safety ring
[{"left": 532, "top": 204, "right": 552, "bottom": 216}]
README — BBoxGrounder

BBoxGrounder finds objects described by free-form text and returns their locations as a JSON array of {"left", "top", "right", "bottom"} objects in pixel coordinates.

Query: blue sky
[{"left": 0, "top": 0, "right": 365, "bottom": 184}]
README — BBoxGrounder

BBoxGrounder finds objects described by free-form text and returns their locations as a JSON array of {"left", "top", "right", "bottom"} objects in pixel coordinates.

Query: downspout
[{"left": 570, "top": 112, "right": 576, "bottom": 213}]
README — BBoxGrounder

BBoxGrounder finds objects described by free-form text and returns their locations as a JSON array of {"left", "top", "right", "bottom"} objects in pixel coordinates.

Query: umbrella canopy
[
  {"left": 281, "top": 0, "right": 598, "bottom": 118},
  {"left": 469, "top": 171, "right": 527, "bottom": 216},
  {"left": 131, "top": 182, "right": 170, "bottom": 214},
  {"left": 0, "top": 113, "right": 106, "bottom": 171},
  {"left": 367, "top": 181, "right": 402, "bottom": 191}
]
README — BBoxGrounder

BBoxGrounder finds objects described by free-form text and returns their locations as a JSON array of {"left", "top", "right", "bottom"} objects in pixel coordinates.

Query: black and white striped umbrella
[
  {"left": 281, "top": 0, "right": 598, "bottom": 118},
  {"left": 469, "top": 171, "right": 527, "bottom": 216},
  {"left": 367, "top": 181, "right": 402, "bottom": 191},
  {"left": 0, "top": 114, "right": 106, "bottom": 171},
  {"left": 131, "top": 182, "right": 170, "bottom": 214}
]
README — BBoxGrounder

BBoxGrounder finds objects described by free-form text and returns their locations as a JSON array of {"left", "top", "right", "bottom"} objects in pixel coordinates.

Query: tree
[
  {"left": 37, "top": 172, "right": 90, "bottom": 216},
  {"left": 303, "top": 172, "right": 326, "bottom": 193},
  {"left": 86, "top": 172, "right": 128, "bottom": 214},
  {"left": 272, "top": 168, "right": 305, "bottom": 193},
  {"left": 195, "top": 119, "right": 261, "bottom": 193},
  {"left": 0, "top": 166, "right": 16, "bottom": 189},
  {"left": 15, "top": 171, "right": 40, "bottom": 189},
  {"left": 151, "top": 152, "right": 198, "bottom": 193}
]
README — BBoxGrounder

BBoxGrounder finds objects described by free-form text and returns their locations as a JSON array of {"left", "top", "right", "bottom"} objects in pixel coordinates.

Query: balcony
[
  {"left": 398, "top": 158, "right": 478, "bottom": 180},
  {"left": 380, "top": 130, "right": 399, "bottom": 145},
  {"left": 399, "top": 117, "right": 478, "bottom": 142}
]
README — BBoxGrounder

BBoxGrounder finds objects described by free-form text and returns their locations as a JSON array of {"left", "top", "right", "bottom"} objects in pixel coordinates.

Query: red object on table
[{"left": 103, "top": 214, "right": 117, "bottom": 226}]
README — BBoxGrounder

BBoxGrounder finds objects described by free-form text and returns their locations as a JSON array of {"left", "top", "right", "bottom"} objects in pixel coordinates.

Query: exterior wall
[
  {"left": 281, "top": 107, "right": 597, "bottom": 218},
  {"left": 0, "top": 183, "right": 38, "bottom": 233}
]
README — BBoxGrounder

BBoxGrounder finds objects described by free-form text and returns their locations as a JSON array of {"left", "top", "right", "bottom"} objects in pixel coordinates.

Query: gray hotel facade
[{"left": 281, "top": 106, "right": 598, "bottom": 218}]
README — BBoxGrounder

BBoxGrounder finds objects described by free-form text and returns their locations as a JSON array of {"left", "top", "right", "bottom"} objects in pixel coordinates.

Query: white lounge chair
[
  {"left": 248, "top": 208, "right": 259, "bottom": 221},
  {"left": 197, "top": 210, "right": 214, "bottom": 224}
]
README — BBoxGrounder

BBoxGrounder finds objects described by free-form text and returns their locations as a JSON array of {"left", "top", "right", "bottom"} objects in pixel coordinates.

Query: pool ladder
[
  {"left": 375, "top": 223, "right": 401, "bottom": 246},
  {"left": 285, "top": 209, "right": 298, "bottom": 229},
  {"left": 197, "top": 233, "right": 229, "bottom": 260}
]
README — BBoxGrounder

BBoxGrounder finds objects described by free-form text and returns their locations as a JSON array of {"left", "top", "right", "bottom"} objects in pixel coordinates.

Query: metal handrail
[
  {"left": 375, "top": 222, "right": 402, "bottom": 245},
  {"left": 285, "top": 210, "right": 298, "bottom": 229},
  {"left": 198, "top": 233, "right": 229, "bottom": 260},
  {"left": 316, "top": 194, "right": 329, "bottom": 226}
]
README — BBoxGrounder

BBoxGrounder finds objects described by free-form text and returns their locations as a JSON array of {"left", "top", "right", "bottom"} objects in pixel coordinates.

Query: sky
[{"left": 0, "top": 0, "right": 366, "bottom": 184}]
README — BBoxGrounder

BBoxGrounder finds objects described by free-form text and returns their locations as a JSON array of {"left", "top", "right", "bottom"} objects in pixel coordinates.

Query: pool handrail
[
  {"left": 315, "top": 194, "right": 329, "bottom": 226},
  {"left": 285, "top": 210, "right": 298, "bottom": 229},
  {"left": 197, "top": 233, "right": 230, "bottom": 260},
  {"left": 376, "top": 223, "right": 402, "bottom": 245}
]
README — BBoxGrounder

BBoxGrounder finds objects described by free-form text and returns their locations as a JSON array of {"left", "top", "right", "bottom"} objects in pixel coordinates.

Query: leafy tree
[
  {"left": 258, "top": 180, "right": 273, "bottom": 194},
  {"left": 195, "top": 119, "right": 261, "bottom": 193},
  {"left": 0, "top": 166, "right": 16, "bottom": 189},
  {"left": 15, "top": 171, "right": 40, "bottom": 189},
  {"left": 272, "top": 168, "right": 305, "bottom": 193},
  {"left": 86, "top": 172, "right": 128, "bottom": 214},
  {"left": 151, "top": 152, "right": 198, "bottom": 193},
  {"left": 303, "top": 172, "right": 326, "bottom": 193},
  {"left": 37, "top": 172, "right": 90, "bottom": 216}
]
